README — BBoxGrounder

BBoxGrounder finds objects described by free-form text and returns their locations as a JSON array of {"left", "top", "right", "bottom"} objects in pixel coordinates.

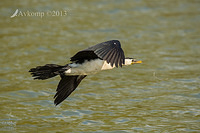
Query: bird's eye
[{"left": 132, "top": 59, "right": 136, "bottom": 62}]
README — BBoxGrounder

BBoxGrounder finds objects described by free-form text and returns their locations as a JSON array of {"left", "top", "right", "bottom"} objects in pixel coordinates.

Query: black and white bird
[{"left": 29, "top": 40, "right": 142, "bottom": 105}]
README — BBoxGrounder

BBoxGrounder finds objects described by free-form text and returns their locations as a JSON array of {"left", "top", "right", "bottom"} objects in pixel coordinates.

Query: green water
[{"left": 0, "top": 0, "right": 200, "bottom": 132}]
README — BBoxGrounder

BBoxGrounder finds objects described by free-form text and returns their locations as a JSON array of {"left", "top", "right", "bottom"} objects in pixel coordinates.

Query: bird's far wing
[
  {"left": 87, "top": 40, "right": 125, "bottom": 67},
  {"left": 54, "top": 75, "right": 87, "bottom": 105},
  {"left": 70, "top": 40, "right": 125, "bottom": 67}
]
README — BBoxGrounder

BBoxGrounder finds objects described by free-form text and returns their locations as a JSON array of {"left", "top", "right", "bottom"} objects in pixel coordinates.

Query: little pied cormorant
[{"left": 29, "top": 40, "right": 142, "bottom": 105}]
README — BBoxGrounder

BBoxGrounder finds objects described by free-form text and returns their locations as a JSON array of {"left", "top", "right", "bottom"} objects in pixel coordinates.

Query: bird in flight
[{"left": 29, "top": 40, "right": 142, "bottom": 105}]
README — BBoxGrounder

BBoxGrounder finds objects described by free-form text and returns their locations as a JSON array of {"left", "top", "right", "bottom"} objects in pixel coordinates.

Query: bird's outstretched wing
[
  {"left": 70, "top": 40, "right": 125, "bottom": 67},
  {"left": 54, "top": 75, "right": 87, "bottom": 105}
]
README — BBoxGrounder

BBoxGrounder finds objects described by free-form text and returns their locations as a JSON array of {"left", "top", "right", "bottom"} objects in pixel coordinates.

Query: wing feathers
[
  {"left": 70, "top": 40, "right": 125, "bottom": 67},
  {"left": 114, "top": 49, "right": 119, "bottom": 67},
  {"left": 90, "top": 40, "right": 125, "bottom": 67},
  {"left": 108, "top": 49, "right": 117, "bottom": 67},
  {"left": 54, "top": 75, "right": 87, "bottom": 105}
]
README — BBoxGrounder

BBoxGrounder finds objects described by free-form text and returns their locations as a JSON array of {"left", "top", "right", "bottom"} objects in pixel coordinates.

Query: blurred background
[{"left": 0, "top": 0, "right": 199, "bottom": 132}]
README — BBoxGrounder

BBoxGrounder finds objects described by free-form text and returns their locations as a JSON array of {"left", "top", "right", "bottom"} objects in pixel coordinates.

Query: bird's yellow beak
[{"left": 131, "top": 60, "right": 142, "bottom": 64}]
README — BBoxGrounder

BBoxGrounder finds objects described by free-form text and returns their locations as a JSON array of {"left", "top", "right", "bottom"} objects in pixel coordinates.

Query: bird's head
[{"left": 124, "top": 58, "right": 142, "bottom": 66}]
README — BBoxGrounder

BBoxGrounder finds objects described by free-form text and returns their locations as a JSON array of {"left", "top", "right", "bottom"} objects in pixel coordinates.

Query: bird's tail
[{"left": 29, "top": 64, "right": 67, "bottom": 80}]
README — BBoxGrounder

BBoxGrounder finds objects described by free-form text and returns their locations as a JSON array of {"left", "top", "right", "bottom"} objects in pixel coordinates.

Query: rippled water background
[{"left": 0, "top": 0, "right": 200, "bottom": 132}]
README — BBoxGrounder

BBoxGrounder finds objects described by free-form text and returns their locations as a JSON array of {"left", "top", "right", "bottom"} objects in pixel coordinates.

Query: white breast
[{"left": 65, "top": 59, "right": 115, "bottom": 75}]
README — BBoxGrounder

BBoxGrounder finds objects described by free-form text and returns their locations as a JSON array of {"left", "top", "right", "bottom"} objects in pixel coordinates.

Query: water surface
[{"left": 0, "top": 0, "right": 200, "bottom": 132}]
